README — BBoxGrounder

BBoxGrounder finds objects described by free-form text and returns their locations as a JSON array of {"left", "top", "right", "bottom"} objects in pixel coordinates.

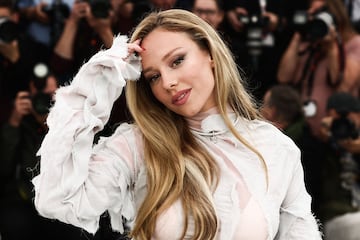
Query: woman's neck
[{"left": 185, "top": 107, "right": 220, "bottom": 130}]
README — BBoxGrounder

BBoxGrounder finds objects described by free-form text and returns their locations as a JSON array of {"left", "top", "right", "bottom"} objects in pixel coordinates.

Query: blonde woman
[{"left": 32, "top": 9, "right": 322, "bottom": 240}]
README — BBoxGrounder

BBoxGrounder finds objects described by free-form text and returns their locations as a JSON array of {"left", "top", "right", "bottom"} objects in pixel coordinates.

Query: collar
[{"left": 188, "top": 111, "right": 239, "bottom": 137}]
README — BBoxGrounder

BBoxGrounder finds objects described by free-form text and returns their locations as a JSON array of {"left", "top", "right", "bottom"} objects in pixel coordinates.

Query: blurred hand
[
  {"left": 319, "top": 116, "right": 333, "bottom": 142},
  {"left": 68, "top": 1, "right": 90, "bottom": 23},
  {"left": 85, "top": 8, "right": 114, "bottom": 48},
  {"left": 337, "top": 138, "right": 360, "bottom": 154},
  {"left": 308, "top": 0, "right": 326, "bottom": 15},
  {"left": 322, "top": 26, "right": 338, "bottom": 51},
  {"left": 110, "top": 0, "right": 126, "bottom": 13},
  {"left": 9, "top": 91, "right": 33, "bottom": 127},
  {"left": 85, "top": 8, "right": 112, "bottom": 34},
  {"left": 320, "top": 115, "right": 360, "bottom": 153},
  {"left": 262, "top": 11, "right": 279, "bottom": 32},
  {"left": 226, "top": 7, "right": 248, "bottom": 32},
  {"left": 288, "top": 32, "right": 310, "bottom": 54},
  {"left": 36, "top": 2, "right": 51, "bottom": 23},
  {"left": 0, "top": 40, "right": 20, "bottom": 63}
]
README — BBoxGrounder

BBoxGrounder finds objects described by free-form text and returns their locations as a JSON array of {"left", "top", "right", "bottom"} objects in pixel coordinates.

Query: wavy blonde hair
[{"left": 126, "top": 9, "right": 267, "bottom": 240}]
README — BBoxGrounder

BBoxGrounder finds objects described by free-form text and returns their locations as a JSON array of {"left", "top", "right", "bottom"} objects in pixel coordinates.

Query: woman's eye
[
  {"left": 146, "top": 74, "right": 160, "bottom": 83},
  {"left": 172, "top": 56, "right": 184, "bottom": 67}
]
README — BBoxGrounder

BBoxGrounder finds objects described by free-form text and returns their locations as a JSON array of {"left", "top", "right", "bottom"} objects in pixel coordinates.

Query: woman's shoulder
[
  {"left": 239, "top": 118, "right": 301, "bottom": 163},
  {"left": 241, "top": 118, "right": 298, "bottom": 146},
  {"left": 248, "top": 120, "right": 302, "bottom": 181}
]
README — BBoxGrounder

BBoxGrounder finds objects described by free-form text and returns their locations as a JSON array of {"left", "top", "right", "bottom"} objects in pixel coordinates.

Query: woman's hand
[{"left": 127, "top": 39, "right": 144, "bottom": 57}]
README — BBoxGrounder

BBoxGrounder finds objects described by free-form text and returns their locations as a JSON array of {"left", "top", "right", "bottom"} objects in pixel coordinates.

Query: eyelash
[
  {"left": 145, "top": 55, "right": 185, "bottom": 84},
  {"left": 147, "top": 74, "right": 160, "bottom": 83},
  {"left": 172, "top": 56, "right": 184, "bottom": 67}
]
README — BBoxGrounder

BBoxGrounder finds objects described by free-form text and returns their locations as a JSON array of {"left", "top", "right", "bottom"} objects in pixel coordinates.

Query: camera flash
[{"left": 34, "top": 63, "right": 49, "bottom": 78}]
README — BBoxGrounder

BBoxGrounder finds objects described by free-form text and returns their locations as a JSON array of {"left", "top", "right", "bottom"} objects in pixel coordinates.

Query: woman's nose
[{"left": 161, "top": 72, "right": 178, "bottom": 89}]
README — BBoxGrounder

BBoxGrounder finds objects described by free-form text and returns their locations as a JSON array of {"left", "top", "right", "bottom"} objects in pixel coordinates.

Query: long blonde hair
[{"left": 126, "top": 9, "right": 266, "bottom": 239}]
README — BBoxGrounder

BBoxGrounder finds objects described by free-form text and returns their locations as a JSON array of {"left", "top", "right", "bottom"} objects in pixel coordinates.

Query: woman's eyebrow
[{"left": 142, "top": 47, "right": 183, "bottom": 75}]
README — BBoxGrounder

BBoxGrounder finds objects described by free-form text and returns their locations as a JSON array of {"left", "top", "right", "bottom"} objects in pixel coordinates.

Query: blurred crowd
[{"left": 1, "top": 0, "right": 360, "bottom": 239}]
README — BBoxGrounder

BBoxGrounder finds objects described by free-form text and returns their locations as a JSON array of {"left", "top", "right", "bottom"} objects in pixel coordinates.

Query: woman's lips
[{"left": 172, "top": 89, "right": 191, "bottom": 105}]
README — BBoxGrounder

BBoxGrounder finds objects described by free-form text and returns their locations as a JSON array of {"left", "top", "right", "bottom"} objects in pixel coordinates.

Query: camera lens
[
  {"left": 292, "top": 10, "right": 335, "bottom": 42},
  {"left": 32, "top": 92, "right": 53, "bottom": 115},
  {"left": 307, "top": 11, "right": 334, "bottom": 41},
  {"left": 0, "top": 18, "right": 19, "bottom": 43},
  {"left": 90, "top": 0, "right": 111, "bottom": 18},
  {"left": 331, "top": 116, "right": 359, "bottom": 140}
]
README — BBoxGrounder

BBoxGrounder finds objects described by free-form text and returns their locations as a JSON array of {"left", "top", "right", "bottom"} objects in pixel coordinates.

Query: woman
[
  {"left": 277, "top": 0, "right": 360, "bottom": 140},
  {"left": 32, "top": 9, "right": 322, "bottom": 239}
]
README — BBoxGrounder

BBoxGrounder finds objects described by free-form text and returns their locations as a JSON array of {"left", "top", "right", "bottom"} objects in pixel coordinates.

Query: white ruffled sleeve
[{"left": 32, "top": 35, "right": 142, "bottom": 234}]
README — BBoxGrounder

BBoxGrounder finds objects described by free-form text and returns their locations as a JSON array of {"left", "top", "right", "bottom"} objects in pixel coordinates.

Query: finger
[
  {"left": 133, "top": 39, "right": 141, "bottom": 45},
  {"left": 16, "top": 101, "right": 32, "bottom": 114},
  {"left": 16, "top": 104, "right": 32, "bottom": 115},
  {"left": 128, "top": 40, "right": 144, "bottom": 55},
  {"left": 17, "top": 91, "right": 31, "bottom": 99},
  {"left": 18, "top": 106, "right": 32, "bottom": 114}
]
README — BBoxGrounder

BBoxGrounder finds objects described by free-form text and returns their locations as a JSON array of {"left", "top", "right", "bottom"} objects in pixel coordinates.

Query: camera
[
  {"left": 327, "top": 92, "right": 360, "bottom": 141},
  {"left": 292, "top": 8, "right": 336, "bottom": 42},
  {"left": 78, "top": 0, "right": 111, "bottom": 18},
  {"left": 87, "top": 0, "right": 111, "bottom": 18},
  {"left": 238, "top": 14, "right": 270, "bottom": 70},
  {"left": 330, "top": 113, "right": 359, "bottom": 141},
  {"left": 42, "top": 0, "right": 70, "bottom": 46},
  {"left": 239, "top": 14, "right": 270, "bottom": 56},
  {"left": 0, "top": 17, "right": 19, "bottom": 43},
  {"left": 31, "top": 63, "right": 54, "bottom": 115}
]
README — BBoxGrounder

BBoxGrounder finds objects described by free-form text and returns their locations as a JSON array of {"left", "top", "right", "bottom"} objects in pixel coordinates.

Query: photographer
[
  {"left": 191, "top": 0, "right": 225, "bottom": 31},
  {"left": 222, "top": 0, "right": 287, "bottom": 101},
  {"left": 318, "top": 92, "right": 360, "bottom": 240},
  {"left": 0, "top": 65, "right": 85, "bottom": 240},
  {"left": 16, "top": 0, "right": 74, "bottom": 54},
  {"left": 0, "top": 0, "right": 42, "bottom": 125},
  {"left": 277, "top": 0, "right": 360, "bottom": 140},
  {"left": 50, "top": 0, "right": 114, "bottom": 84}
]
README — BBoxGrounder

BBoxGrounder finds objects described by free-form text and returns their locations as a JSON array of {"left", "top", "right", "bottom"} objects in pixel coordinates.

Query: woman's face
[{"left": 140, "top": 28, "right": 216, "bottom": 117}]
